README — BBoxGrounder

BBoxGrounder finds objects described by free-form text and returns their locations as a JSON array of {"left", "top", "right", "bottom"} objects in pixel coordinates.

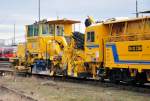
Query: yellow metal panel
[
  {"left": 17, "top": 43, "right": 25, "bottom": 59},
  {"left": 64, "top": 24, "right": 72, "bottom": 36},
  {"left": 105, "top": 40, "right": 150, "bottom": 71},
  {"left": 84, "top": 24, "right": 108, "bottom": 62}
]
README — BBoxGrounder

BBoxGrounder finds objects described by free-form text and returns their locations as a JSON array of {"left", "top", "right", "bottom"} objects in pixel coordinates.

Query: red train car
[{"left": 0, "top": 47, "right": 16, "bottom": 62}]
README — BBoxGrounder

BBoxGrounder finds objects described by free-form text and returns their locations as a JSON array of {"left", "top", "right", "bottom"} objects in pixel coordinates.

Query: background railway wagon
[{"left": 0, "top": 46, "right": 17, "bottom": 62}]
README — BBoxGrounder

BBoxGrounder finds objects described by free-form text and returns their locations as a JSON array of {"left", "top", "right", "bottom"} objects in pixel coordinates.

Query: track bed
[
  {"left": 0, "top": 76, "right": 150, "bottom": 101},
  {"left": 0, "top": 85, "right": 37, "bottom": 101}
]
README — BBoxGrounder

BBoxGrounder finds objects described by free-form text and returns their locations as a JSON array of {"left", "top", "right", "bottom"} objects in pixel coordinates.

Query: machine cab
[
  {"left": 25, "top": 19, "right": 80, "bottom": 60},
  {"left": 84, "top": 23, "right": 107, "bottom": 63},
  {"left": 26, "top": 19, "right": 80, "bottom": 37}
]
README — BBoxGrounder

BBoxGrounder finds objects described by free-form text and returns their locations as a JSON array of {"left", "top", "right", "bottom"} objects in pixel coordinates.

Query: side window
[
  {"left": 49, "top": 25, "right": 54, "bottom": 36},
  {"left": 56, "top": 25, "right": 64, "bottom": 36},
  {"left": 34, "top": 25, "right": 39, "bottom": 36},
  {"left": 42, "top": 24, "right": 49, "bottom": 35},
  {"left": 27, "top": 24, "right": 39, "bottom": 37},
  {"left": 91, "top": 32, "right": 95, "bottom": 42},
  {"left": 28, "top": 25, "right": 33, "bottom": 37},
  {"left": 87, "top": 32, "right": 91, "bottom": 42},
  {"left": 87, "top": 31, "right": 95, "bottom": 42}
]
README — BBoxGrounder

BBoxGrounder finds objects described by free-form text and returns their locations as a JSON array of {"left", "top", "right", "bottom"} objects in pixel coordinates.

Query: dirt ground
[
  {"left": 0, "top": 86, "right": 36, "bottom": 101},
  {"left": 0, "top": 76, "right": 150, "bottom": 101}
]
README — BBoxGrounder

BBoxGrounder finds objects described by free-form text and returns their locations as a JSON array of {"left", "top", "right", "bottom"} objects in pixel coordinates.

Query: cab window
[
  {"left": 49, "top": 25, "right": 54, "bottom": 36},
  {"left": 87, "top": 31, "right": 95, "bottom": 42},
  {"left": 56, "top": 25, "right": 64, "bottom": 36},
  {"left": 28, "top": 25, "right": 33, "bottom": 37},
  {"left": 33, "top": 24, "right": 39, "bottom": 36},
  {"left": 42, "top": 24, "right": 49, "bottom": 35},
  {"left": 27, "top": 24, "right": 39, "bottom": 37}
]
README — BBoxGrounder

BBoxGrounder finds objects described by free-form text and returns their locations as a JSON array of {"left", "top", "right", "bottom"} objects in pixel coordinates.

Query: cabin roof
[
  {"left": 104, "top": 16, "right": 150, "bottom": 24},
  {"left": 27, "top": 19, "right": 80, "bottom": 26},
  {"left": 47, "top": 19, "right": 81, "bottom": 24}
]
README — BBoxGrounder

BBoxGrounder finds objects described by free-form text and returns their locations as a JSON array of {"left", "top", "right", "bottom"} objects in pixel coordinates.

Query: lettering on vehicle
[{"left": 128, "top": 45, "right": 142, "bottom": 52}]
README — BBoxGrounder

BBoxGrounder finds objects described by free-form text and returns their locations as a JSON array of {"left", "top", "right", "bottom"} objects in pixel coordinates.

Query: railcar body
[
  {"left": 0, "top": 47, "right": 16, "bottom": 62},
  {"left": 15, "top": 16, "right": 150, "bottom": 84},
  {"left": 104, "top": 17, "right": 150, "bottom": 83},
  {"left": 84, "top": 16, "right": 150, "bottom": 83},
  {"left": 15, "top": 19, "right": 82, "bottom": 75}
]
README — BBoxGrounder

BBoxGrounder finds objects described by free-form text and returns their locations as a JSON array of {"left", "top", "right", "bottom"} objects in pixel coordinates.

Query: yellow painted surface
[
  {"left": 84, "top": 23, "right": 108, "bottom": 63},
  {"left": 84, "top": 16, "right": 150, "bottom": 75},
  {"left": 24, "top": 19, "right": 80, "bottom": 61},
  {"left": 62, "top": 39, "right": 86, "bottom": 77},
  {"left": 103, "top": 17, "right": 150, "bottom": 72},
  {"left": 17, "top": 19, "right": 83, "bottom": 76},
  {"left": 17, "top": 43, "right": 25, "bottom": 59},
  {"left": 105, "top": 40, "right": 150, "bottom": 70},
  {"left": 26, "top": 36, "right": 67, "bottom": 60},
  {"left": 64, "top": 24, "right": 72, "bottom": 36},
  {"left": 17, "top": 16, "right": 150, "bottom": 79}
]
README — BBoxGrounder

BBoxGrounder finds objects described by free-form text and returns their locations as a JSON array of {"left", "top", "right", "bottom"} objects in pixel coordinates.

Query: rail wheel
[
  {"left": 136, "top": 72, "right": 147, "bottom": 85},
  {"left": 109, "top": 70, "right": 120, "bottom": 84}
]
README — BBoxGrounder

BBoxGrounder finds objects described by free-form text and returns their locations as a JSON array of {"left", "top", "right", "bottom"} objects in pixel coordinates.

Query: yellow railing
[{"left": 105, "top": 33, "right": 150, "bottom": 42}]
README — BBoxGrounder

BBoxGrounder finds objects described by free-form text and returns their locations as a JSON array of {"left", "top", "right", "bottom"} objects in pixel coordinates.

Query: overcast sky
[{"left": 0, "top": 0, "right": 149, "bottom": 43}]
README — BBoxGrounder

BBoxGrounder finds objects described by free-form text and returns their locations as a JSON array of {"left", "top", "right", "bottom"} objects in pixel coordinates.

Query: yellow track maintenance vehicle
[
  {"left": 15, "top": 19, "right": 86, "bottom": 76},
  {"left": 84, "top": 16, "right": 150, "bottom": 84},
  {"left": 15, "top": 16, "right": 150, "bottom": 84}
]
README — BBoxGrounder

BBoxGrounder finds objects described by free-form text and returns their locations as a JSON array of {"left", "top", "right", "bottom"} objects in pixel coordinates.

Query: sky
[{"left": 0, "top": 0, "right": 149, "bottom": 44}]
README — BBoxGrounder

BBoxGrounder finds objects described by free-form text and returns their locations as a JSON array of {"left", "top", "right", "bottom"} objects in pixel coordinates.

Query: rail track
[
  {"left": 0, "top": 85, "right": 38, "bottom": 101},
  {"left": 0, "top": 62, "right": 150, "bottom": 94},
  {"left": 29, "top": 73, "right": 150, "bottom": 94},
  {"left": 0, "top": 61, "right": 14, "bottom": 76}
]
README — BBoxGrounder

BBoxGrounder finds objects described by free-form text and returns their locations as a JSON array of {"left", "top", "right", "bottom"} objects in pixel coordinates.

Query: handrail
[{"left": 105, "top": 33, "right": 150, "bottom": 42}]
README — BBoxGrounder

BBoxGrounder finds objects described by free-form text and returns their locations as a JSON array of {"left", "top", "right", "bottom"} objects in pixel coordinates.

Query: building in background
[{"left": 0, "top": 39, "right": 5, "bottom": 46}]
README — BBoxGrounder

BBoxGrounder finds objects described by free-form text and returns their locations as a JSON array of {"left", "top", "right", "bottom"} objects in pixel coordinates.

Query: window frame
[
  {"left": 27, "top": 25, "right": 34, "bottom": 37},
  {"left": 55, "top": 24, "right": 64, "bottom": 36},
  {"left": 33, "top": 24, "right": 39, "bottom": 36},
  {"left": 86, "top": 31, "right": 95, "bottom": 42},
  {"left": 49, "top": 24, "right": 54, "bottom": 36},
  {"left": 42, "top": 24, "right": 49, "bottom": 35}
]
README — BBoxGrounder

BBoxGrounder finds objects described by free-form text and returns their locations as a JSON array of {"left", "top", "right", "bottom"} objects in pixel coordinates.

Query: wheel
[
  {"left": 99, "top": 76, "right": 105, "bottom": 82},
  {"left": 109, "top": 70, "right": 120, "bottom": 84},
  {"left": 135, "top": 72, "right": 147, "bottom": 85}
]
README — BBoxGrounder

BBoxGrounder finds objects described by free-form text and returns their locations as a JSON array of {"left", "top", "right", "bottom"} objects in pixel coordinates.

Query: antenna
[
  {"left": 136, "top": 0, "right": 139, "bottom": 18},
  {"left": 13, "top": 24, "right": 16, "bottom": 45},
  {"left": 56, "top": 12, "right": 59, "bottom": 20},
  {"left": 38, "top": 0, "right": 41, "bottom": 21}
]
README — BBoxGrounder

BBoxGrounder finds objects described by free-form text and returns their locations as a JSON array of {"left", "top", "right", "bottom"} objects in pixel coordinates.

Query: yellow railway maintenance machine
[
  {"left": 85, "top": 16, "right": 150, "bottom": 84},
  {"left": 15, "top": 19, "right": 81, "bottom": 76}
]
